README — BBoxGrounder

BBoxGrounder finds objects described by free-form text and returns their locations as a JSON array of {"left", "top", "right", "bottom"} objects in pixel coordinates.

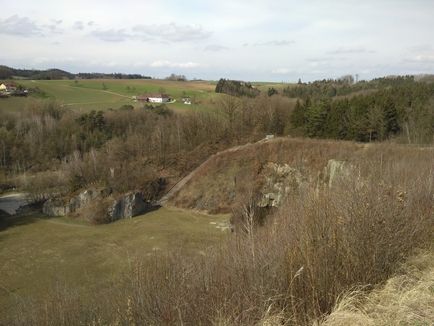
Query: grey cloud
[
  {"left": 88, "top": 21, "right": 95, "bottom": 26},
  {"left": 255, "top": 40, "right": 295, "bottom": 46},
  {"left": 408, "top": 44, "right": 433, "bottom": 52},
  {"left": 132, "top": 22, "right": 211, "bottom": 42},
  {"left": 73, "top": 21, "right": 85, "bottom": 30},
  {"left": 90, "top": 23, "right": 212, "bottom": 43},
  {"left": 327, "top": 47, "right": 375, "bottom": 55},
  {"left": 403, "top": 54, "right": 434, "bottom": 64},
  {"left": 244, "top": 40, "right": 295, "bottom": 47},
  {"left": 204, "top": 44, "right": 229, "bottom": 52},
  {"left": 44, "top": 22, "right": 63, "bottom": 34},
  {"left": 308, "top": 56, "right": 348, "bottom": 63},
  {"left": 0, "top": 15, "right": 43, "bottom": 37},
  {"left": 90, "top": 29, "right": 131, "bottom": 42}
]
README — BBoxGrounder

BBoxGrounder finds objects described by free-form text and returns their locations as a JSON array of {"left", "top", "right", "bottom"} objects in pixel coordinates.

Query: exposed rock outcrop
[
  {"left": 42, "top": 188, "right": 151, "bottom": 222},
  {"left": 108, "top": 192, "right": 151, "bottom": 220},
  {"left": 42, "top": 189, "right": 109, "bottom": 216},
  {"left": 257, "top": 162, "right": 306, "bottom": 208},
  {"left": 42, "top": 188, "right": 103, "bottom": 217}
]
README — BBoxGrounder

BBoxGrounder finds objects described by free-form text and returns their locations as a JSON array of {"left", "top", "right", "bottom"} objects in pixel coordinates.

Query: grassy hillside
[
  {"left": 0, "top": 206, "right": 229, "bottom": 314},
  {"left": 0, "top": 79, "right": 222, "bottom": 113},
  {"left": 1, "top": 137, "right": 432, "bottom": 325},
  {"left": 169, "top": 137, "right": 434, "bottom": 213}
]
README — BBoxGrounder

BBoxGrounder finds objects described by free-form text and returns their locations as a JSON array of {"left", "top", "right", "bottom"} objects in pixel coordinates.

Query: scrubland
[{"left": 1, "top": 76, "right": 433, "bottom": 325}]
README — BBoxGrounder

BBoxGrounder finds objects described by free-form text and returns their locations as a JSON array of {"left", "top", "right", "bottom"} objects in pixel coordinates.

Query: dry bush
[
  {"left": 113, "top": 151, "right": 432, "bottom": 325},
  {"left": 319, "top": 250, "right": 434, "bottom": 326},
  {"left": 4, "top": 142, "right": 433, "bottom": 325},
  {"left": 4, "top": 282, "right": 112, "bottom": 326},
  {"left": 14, "top": 170, "right": 68, "bottom": 199},
  {"left": 89, "top": 157, "right": 431, "bottom": 325}
]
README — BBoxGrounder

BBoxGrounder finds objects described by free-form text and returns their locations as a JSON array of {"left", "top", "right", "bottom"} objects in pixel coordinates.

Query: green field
[
  {"left": 0, "top": 206, "right": 229, "bottom": 313},
  {"left": 0, "top": 79, "right": 222, "bottom": 113}
]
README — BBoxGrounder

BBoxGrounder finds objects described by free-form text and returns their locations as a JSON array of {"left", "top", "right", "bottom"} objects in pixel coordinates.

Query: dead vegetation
[
  {"left": 4, "top": 140, "right": 433, "bottom": 325},
  {"left": 319, "top": 250, "right": 434, "bottom": 326}
]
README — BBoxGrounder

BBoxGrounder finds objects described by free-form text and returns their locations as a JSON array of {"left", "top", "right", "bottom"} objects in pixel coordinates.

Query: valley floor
[{"left": 0, "top": 203, "right": 229, "bottom": 315}]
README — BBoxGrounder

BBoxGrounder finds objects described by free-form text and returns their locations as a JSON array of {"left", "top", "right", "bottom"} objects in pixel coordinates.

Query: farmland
[
  {"left": 0, "top": 79, "right": 221, "bottom": 113},
  {"left": 0, "top": 78, "right": 291, "bottom": 113}
]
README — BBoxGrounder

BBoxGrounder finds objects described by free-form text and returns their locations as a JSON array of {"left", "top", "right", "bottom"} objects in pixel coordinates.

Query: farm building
[
  {"left": 136, "top": 93, "right": 171, "bottom": 103},
  {"left": 182, "top": 97, "right": 192, "bottom": 105}
]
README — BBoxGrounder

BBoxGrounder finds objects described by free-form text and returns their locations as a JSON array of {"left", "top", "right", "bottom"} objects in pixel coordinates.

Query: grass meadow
[
  {"left": 0, "top": 206, "right": 229, "bottom": 315},
  {"left": 0, "top": 79, "right": 223, "bottom": 113}
]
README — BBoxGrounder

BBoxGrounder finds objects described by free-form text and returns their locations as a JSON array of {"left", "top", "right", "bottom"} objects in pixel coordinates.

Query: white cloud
[
  {"left": 271, "top": 68, "right": 293, "bottom": 74},
  {"left": 2, "top": 0, "right": 434, "bottom": 81},
  {"left": 150, "top": 60, "right": 202, "bottom": 69},
  {"left": 133, "top": 23, "right": 211, "bottom": 42},
  {"left": 204, "top": 44, "right": 229, "bottom": 52}
]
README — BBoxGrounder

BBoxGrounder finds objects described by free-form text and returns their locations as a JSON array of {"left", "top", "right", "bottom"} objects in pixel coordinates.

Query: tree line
[
  {"left": 289, "top": 77, "right": 434, "bottom": 143},
  {"left": 0, "top": 65, "right": 151, "bottom": 80},
  {"left": 0, "top": 95, "right": 294, "bottom": 197},
  {"left": 215, "top": 78, "right": 260, "bottom": 97}
]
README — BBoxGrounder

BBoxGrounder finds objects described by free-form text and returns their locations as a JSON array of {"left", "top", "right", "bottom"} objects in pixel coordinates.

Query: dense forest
[{"left": 287, "top": 76, "right": 434, "bottom": 143}]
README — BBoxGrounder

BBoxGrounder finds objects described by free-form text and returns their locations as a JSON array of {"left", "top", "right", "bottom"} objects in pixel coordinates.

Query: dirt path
[{"left": 101, "top": 90, "right": 132, "bottom": 99}]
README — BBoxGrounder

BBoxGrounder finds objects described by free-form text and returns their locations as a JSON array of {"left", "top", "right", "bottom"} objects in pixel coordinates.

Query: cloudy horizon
[{"left": 1, "top": 0, "right": 433, "bottom": 82}]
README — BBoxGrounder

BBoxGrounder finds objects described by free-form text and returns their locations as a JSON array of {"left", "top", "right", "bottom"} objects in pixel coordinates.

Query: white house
[{"left": 137, "top": 93, "right": 171, "bottom": 103}]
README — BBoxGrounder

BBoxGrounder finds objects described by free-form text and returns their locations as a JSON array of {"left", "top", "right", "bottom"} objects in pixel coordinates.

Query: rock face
[
  {"left": 257, "top": 163, "right": 305, "bottom": 208},
  {"left": 42, "top": 189, "right": 102, "bottom": 217},
  {"left": 42, "top": 188, "right": 151, "bottom": 222},
  {"left": 108, "top": 192, "right": 150, "bottom": 220},
  {"left": 42, "top": 198, "right": 70, "bottom": 216},
  {"left": 42, "top": 189, "right": 105, "bottom": 216}
]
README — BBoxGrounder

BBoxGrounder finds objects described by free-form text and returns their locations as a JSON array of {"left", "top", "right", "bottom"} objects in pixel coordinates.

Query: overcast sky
[{"left": 1, "top": 0, "right": 433, "bottom": 81}]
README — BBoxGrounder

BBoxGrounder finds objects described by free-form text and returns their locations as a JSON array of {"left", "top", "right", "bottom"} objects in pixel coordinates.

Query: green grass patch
[
  {"left": 0, "top": 207, "right": 229, "bottom": 312},
  {"left": 0, "top": 79, "right": 287, "bottom": 113}
]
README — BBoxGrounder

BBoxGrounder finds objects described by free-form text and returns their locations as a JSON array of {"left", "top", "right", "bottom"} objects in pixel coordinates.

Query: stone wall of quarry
[
  {"left": 42, "top": 188, "right": 152, "bottom": 221},
  {"left": 256, "top": 159, "right": 354, "bottom": 209}
]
